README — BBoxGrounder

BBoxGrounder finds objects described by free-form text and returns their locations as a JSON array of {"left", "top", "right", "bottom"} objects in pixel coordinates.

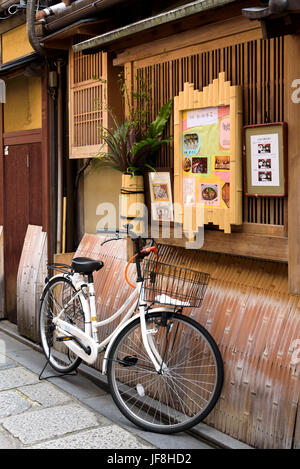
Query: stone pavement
[{"left": 0, "top": 326, "right": 216, "bottom": 450}]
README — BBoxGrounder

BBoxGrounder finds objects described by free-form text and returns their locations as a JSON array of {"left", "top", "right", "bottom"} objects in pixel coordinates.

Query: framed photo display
[
  {"left": 243, "top": 122, "right": 288, "bottom": 197},
  {"left": 146, "top": 170, "right": 174, "bottom": 222}
]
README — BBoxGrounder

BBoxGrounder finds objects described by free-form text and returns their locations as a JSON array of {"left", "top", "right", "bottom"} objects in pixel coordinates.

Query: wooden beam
[
  {"left": 114, "top": 16, "right": 262, "bottom": 66},
  {"left": 154, "top": 226, "right": 288, "bottom": 263},
  {"left": 285, "top": 35, "right": 300, "bottom": 293}
]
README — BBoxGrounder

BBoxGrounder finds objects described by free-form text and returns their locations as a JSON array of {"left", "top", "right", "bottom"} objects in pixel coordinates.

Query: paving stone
[
  {"left": 0, "top": 427, "right": 20, "bottom": 449},
  {"left": 18, "top": 382, "right": 72, "bottom": 407},
  {"left": 29, "top": 425, "right": 154, "bottom": 449},
  {"left": 2, "top": 403, "right": 100, "bottom": 445},
  {"left": 0, "top": 390, "right": 32, "bottom": 418},
  {"left": 0, "top": 355, "right": 17, "bottom": 370},
  {"left": 0, "top": 367, "right": 38, "bottom": 391}
]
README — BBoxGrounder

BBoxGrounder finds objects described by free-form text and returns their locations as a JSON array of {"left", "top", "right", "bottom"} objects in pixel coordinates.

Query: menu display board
[
  {"left": 173, "top": 73, "right": 243, "bottom": 234},
  {"left": 182, "top": 105, "right": 231, "bottom": 210}
]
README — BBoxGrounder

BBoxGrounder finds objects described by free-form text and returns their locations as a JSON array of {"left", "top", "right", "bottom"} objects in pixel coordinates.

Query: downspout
[
  {"left": 26, "top": 0, "right": 60, "bottom": 257},
  {"left": 56, "top": 61, "right": 63, "bottom": 254},
  {"left": 26, "top": 0, "right": 47, "bottom": 55}
]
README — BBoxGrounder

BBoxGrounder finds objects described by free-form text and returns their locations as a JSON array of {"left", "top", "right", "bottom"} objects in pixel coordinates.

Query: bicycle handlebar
[
  {"left": 99, "top": 224, "right": 157, "bottom": 258},
  {"left": 98, "top": 225, "right": 158, "bottom": 287}
]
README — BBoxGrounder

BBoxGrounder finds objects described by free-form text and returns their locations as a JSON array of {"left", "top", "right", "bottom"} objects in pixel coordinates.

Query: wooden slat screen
[
  {"left": 133, "top": 37, "right": 285, "bottom": 225},
  {"left": 69, "top": 36, "right": 107, "bottom": 159}
]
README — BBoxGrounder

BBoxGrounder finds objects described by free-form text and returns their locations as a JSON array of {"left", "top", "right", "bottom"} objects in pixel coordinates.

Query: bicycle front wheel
[{"left": 107, "top": 312, "right": 223, "bottom": 434}]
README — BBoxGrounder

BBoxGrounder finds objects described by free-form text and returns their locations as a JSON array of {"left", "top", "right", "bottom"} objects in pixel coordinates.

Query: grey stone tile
[
  {"left": 47, "top": 372, "right": 107, "bottom": 399},
  {"left": 0, "top": 390, "right": 32, "bottom": 418},
  {"left": 29, "top": 425, "right": 154, "bottom": 449},
  {"left": 18, "top": 381, "right": 72, "bottom": 408},
  {"left": 7, "top": 348, "right": 46, "bottom": 374},
  {"left": 137, "top": 430, "right": 213, "bottom": 450},
  {"left": 83, "top": 394, "right": 139, "bottom": 434},
  {"left": 0, "top": 333, "right": 30, "bottom": 354},
  {"left": 0, "top": 367, "right": 38, "bottom": 391},
  {"left": 0, "top": 427, "right": 21, "bottom": 449},
  {"left": 0, "top": 355, "right": 17, "bottom": 370},
  {"left": 2, "top": 403, "right": 100, "bottom": 445}
]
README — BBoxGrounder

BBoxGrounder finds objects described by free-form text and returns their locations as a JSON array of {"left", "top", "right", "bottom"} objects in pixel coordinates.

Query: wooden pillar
[
  {"left": 285, "top": 35, "right": 300, "bottom": 293},
  {"left": 41, "top": 65, "right": 51, "bottom": 262},
  {"left": 0, "top": 103, "right": 4, "bottom": 227}
]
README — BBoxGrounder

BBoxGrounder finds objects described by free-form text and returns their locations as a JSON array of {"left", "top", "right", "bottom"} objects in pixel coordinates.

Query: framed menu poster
[
  {"left": 173, "top": 73, "right": 243, "bottom": 234},
  {"left": 243, "top": 123, "right": 287, "bottom": 197},
  {"left": 146, "top": 170, "right": 174, "bottom": 222}
]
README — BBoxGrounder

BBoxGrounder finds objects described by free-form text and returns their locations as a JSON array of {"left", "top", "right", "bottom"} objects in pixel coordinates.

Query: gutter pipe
[{"left": 26, "top": 0, "right": 47, "bottom": 55}]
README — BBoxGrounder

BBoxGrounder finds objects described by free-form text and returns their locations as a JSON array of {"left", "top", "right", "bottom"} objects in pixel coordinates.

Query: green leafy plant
[{"left": 95, "top": 74, "right": 173, "bottom": 176}]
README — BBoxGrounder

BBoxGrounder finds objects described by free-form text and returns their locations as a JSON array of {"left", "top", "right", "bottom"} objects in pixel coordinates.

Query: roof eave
[{"left": 72, "top": 0, "right": 238, "bottom": 53}]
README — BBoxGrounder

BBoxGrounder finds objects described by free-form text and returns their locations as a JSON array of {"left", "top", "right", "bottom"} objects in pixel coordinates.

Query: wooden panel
[
  {"left": 3, "top": 144, "right": 30, "bottom": 322},
  {"left": 0, "top": 226, "right": 4, "bottom": 319},
  {"left": 114, "top": 17, "right": 262, "bottom": 66},
  {"left": 17, "top": 225, "right": 47, "bottom": 341},
  {"left": 3, "top": 129, "right": 42, "bottom": 146},
  {"left": 72, "top": 233, "right": 299, "bottom": 448},
  {"left": 128, "top": 36, "right": 285, "bottom": 227},
  {"left": 29, "top": 142, "right": 43, "bottom": 226},
  {"left": 3, "top": 142, "right": 43, "bottom": 322}
]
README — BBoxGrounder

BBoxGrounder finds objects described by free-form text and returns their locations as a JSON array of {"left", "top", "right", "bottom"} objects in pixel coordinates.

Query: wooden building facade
[
  {"left": 2, "top": 0, "right": 300, "bottom": 449},
  {"left": 0, "top": 19, "right": 51, "bottom": 323},
  {"left": 66, "top": 2, "right": 300, "bottom": 449}
]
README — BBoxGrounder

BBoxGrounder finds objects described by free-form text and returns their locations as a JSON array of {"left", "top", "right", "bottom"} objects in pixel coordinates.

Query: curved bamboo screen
[{"left": 74, "top": 234, "right": 300, "bottom": 449}]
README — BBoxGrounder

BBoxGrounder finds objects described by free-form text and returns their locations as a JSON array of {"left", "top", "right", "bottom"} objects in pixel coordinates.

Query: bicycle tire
[
  {"left": 107, "top": 311, "right": 223, "bottom": 434},
  {"left": 39, "top": 276, "right": 84, "bottom": 374}
]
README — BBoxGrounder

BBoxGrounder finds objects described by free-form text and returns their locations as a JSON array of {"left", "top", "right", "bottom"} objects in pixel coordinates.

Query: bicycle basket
[{"left": 142, "top": 259, "right": 210, "bottom": 308}]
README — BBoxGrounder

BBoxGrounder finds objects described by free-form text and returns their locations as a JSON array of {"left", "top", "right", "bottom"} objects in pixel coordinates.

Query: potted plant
[{"left": 95, "top": 89, "right": 173, "bottom": 232}]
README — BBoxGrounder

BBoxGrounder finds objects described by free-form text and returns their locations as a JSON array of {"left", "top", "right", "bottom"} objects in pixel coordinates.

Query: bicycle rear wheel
[
  {"left": 39, "top": 276, "right": 85, "bottom": 373},
  {"left": 107, "top": 311, "right": 223, "bottom": 434}
]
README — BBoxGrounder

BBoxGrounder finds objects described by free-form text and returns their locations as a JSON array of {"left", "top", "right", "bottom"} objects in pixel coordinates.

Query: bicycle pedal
[
  {"left": 56, "top": 336, "right": 73, "bottom": 342},
  {"left": 120, "top": 355, "right": 138, "bottom": 367}
]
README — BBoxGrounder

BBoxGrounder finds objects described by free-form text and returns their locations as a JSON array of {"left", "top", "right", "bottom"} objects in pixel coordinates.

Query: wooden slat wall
[
  {"left": 74, "top": 234, "right": 300, "bottom": 449},
  {"left": 132, "top": 36, "right": 285, "bottom": 225}
]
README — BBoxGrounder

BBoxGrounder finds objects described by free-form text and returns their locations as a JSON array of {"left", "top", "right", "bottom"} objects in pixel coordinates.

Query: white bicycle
[{"left": 39, "top": 226, "right": 223, "bottom": 434}]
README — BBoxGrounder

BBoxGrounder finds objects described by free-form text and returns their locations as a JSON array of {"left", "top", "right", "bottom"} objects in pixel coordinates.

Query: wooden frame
[
  {"left": 68, "top": 47, "right": 108, "bottom": 159},
  {"left": 174, "top": 72, "right": 243, "bottom": 235},
  {"left": 243, "top": 122, "right": 288, "bottom": 198},
  {"left": 144, "top": 168, "right": 174, "bottom": 224}
]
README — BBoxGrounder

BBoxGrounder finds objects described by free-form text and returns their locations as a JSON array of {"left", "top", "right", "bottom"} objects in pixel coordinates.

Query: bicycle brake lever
[{"left": 100, "top": 229, "right": 121, "bottom": 246}]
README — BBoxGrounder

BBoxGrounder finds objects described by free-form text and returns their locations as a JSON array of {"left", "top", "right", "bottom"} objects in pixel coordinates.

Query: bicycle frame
[{"left": 50, "top": 272, "right": 173, "bottom": 374}]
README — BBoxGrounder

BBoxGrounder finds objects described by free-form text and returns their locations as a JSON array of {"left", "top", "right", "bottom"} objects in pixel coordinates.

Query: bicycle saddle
[{"left": 71, "top": 257, "right": 104, "bottom": 274}]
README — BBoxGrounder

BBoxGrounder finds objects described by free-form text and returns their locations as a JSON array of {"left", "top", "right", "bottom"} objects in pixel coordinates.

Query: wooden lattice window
[{"left": 69, "top": 39, "right": 108, "bottom": 159}]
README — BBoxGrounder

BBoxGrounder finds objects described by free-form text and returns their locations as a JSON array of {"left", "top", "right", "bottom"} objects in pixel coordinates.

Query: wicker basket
[{"left": 142, "top": 259, "right": 210, "bottom": 307}]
